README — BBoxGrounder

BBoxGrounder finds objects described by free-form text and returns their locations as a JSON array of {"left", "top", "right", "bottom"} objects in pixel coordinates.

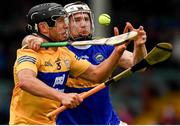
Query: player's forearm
[
  {"left": 18, "top": 75, "right": 62, "bottom": 102},
  {"left": 83, "top": 47, "right": 125, "bottom": 83},
  {"left": 133, "top": 43, "right": 147, "bottom": 65},
  {"left": 117, "top": 50, "right": 133, "bottom": 69},
  {"left": 133, "top": 43, "right": 147, "bottom": 73}
]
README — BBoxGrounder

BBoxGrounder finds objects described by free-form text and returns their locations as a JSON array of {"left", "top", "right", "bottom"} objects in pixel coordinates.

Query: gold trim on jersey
[{"left": 67, "top": 77, "right": 101, "bottom": 88}]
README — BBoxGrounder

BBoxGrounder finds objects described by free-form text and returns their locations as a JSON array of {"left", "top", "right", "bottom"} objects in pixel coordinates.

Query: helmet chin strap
[{"left": 25, "top": 24, "right": 53, "bottom": 42}]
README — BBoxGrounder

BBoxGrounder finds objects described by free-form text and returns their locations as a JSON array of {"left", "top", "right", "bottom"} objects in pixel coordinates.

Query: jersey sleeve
[
  {"left": 68, "top": 50, "right": 91, "bottom": 77},
  {"left": 15, "top": 49, "right": 40, "bottom": 74}
]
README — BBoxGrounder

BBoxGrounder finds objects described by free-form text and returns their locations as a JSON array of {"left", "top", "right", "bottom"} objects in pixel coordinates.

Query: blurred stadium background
[{"left": 0, "top": 0, "right": 180, "bottom": 124}]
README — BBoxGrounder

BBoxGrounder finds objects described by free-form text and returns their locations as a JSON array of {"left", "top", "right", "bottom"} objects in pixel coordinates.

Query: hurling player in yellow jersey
[{"left": 10, "top": 2, "right": 127, "bottom": 125}]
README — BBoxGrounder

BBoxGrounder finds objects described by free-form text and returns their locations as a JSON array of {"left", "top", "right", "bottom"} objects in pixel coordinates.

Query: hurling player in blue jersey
[
  {"left": 22, "top": 1, "right": 147, "bottom": 125},
  {"left": 56, "top": 2, "right": 147, "bottom": 125}
]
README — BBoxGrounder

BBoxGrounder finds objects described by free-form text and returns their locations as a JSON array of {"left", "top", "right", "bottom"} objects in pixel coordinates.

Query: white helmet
[{"left": 64, "top": 1, "right": 94, "bottom": 40}]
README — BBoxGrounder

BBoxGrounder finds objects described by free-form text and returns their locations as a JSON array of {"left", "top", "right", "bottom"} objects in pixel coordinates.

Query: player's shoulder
[
  {"left": 16, "top": 48, "right": 40, "bottom": 60},
  {"left": 57, "top": 47, "right": 77, "bottom": 57},
  {"left": 58, "top": 47, "right": 73, "bottom": 53},
  {"left": 92, "top": 44, "right": 114, "bottom": 51},
  {"left": 17, "top": 48, "right": 38, "bottom": 54}
]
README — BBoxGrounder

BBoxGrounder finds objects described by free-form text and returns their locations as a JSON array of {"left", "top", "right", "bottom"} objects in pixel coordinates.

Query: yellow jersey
[{"left": 10, "top": 47, "right": 90, "bottom": 125}]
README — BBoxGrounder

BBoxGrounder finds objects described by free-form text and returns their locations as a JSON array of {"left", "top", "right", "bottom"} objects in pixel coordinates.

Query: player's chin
[
  {"left": 80, "top": 33, "right": 90, "bottom": 37},
  {"left": 79, "top": 30, "right": 90, "bottom": 35}
]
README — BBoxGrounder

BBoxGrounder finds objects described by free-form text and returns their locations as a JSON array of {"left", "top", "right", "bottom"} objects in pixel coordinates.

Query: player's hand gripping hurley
[
  {"left": 47, "top": 42, "right": 172, "bottom": 119},
  {"left": 41, "top": 31, "right": 137, "bottom": 47}
]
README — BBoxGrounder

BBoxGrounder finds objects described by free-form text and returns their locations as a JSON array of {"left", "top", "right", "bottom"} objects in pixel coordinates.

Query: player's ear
[
  {"left": 113, "top": 26, "right": 119, "bottom": 36},
  {"left": 38, "top": 22, "right": 49, "bottom": 34}
]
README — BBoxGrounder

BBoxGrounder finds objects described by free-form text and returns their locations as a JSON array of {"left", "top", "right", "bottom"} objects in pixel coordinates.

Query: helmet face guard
[{"left": 64, "top": 1, "right": 94, "bottom": 40}]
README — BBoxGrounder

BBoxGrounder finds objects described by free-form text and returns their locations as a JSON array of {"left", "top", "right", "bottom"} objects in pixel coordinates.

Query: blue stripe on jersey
[
  {"left": 56, "top": 45, "right": 120, "bottom": 125},
  {"left": 18, "top": 55, "right": 36, "bottom": 64},
  {"left": 37, "top": 71, "right": 69, "bottom": 91}
]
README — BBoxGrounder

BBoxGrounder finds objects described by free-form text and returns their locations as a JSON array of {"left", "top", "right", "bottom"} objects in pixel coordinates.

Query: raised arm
[
  {"left": 128, "top": 22, "right": 147, "bottom": 65},
  {"left": 79, "top": 44, "right": 127, "bottom": 83},
  {"left": 114, "top": 22, "right": 147, "bottom": 69}
]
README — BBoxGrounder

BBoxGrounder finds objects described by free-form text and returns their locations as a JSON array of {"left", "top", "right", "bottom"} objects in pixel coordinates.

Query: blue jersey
[{"left": 56, "top": 45, "right": 120, "bottom": 125}]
